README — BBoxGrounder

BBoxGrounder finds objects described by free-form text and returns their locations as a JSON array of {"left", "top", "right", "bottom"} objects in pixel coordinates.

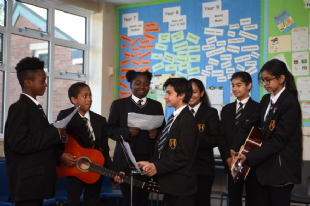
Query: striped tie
[
  {"left": 37, "top": 104, "right": 46, "bottom": 118},
  {"left": 235, "top": 102, "right": 243, "bottom": 125},
  {"left": 191, "top": 109, "right": 195, "bottom": 116},
  {"left": 158, "top": 114, "right": 175, "bottom": 152},
  {"left": 82, "top": 117, "right": 93, "bottom": 140},
  {"left": 137, "top": 100, "right": 143, "bottom": 106},
  {"left": 263, "top": 100, "right": 274, "bottom": 129}
]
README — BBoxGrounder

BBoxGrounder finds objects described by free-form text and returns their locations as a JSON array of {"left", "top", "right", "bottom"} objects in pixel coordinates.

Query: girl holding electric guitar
[{"left": 230, "top": 59, "right": 303, "bottom": 206}]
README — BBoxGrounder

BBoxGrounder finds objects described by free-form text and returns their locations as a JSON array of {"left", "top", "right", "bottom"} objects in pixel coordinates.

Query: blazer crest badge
[
  {"left": 169, "top": 139, "right": 177, "bottom": 149},
  {"left": 198, "top": 124, "right": 205, "bottom": 133},
  {"left": 269, "top": 120, "right": 275, "bottom": 131}
]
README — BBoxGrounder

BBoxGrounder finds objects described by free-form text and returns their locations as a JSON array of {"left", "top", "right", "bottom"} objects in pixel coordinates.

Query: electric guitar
[
  {"left": 231, "top": 126, "right": 262, "bottom": 181},
  {"left": 57, "top": 132, "right": 162, "bottom": 193}
]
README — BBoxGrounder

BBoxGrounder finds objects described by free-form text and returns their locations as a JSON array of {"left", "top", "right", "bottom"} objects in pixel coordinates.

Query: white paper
[
  {"left": 209, "top": 58, "right": 219, "bottom": 66},
  {"left": 227, "top": 45, "right": 240, "bottom": 53},
  {"left": 246, "top": 66, "right": 258, "bottom": 75},
  {"left": 301, "top": 102, "right": 310, "bottom": 119},
  {"left": 163, "top": 6, "right": 181, "bottom": 22},
  {"left": 239, "top": 31, "right": 258, "bottom": 41},
  {"left": 241, "top": 45, "right": 259, "bottom": 52},
  {"left": 305, "top": 0, "right": 310, "bottom": 8},
  {"left": 128, "top": 113, "right": 165, "bottom": 130},
  {"left": 245, "top": 61, "right": 257, "bottom": 67},
  {"left": 127, "top": 21, "right": 144, "bottom": 36},
  {"left": 217, "top": 40, "right": 226, "bottom": 46},
  {"left": 271, "top": 53, "right": 291, "bottom": 71},
  {"left": 236, "top": 64, "right": 245, "bottom": 71},
  {"left": 206, "top": 46, "right": 226, "bottom": 57},
  {"left": 243, "top": 24, "right": 258, "bottom": 31},
  {"left": 226, "top": 68, "right": 235, "bottom": 73},
  {"left": 209, "top": 10, "right": 229, "bottom": 27},
  {"left": 206, "top": 36, "right": 217, "bottom": 44},
  {"left": 292, "top": 27, "right": 308, "bottom": 52},
  {"left": 212, "top": 70, "right": 224, "bottom": 76},
  {"left": 207, "top": 89, "right": 223, "bottom": 104},
  {"left": 202, "top": 1, "right": 222, "bottom": 18},
  {"left": 122, "top": 13, "right": 138, "bottom": 28},
  {"left": 297, "top": 77, "right": 310, "bottom": 101},
  {"left": 169, "top": 15, "right": 187, "bottom": 32},
  {"left": 221, "top": 54, "right": 232, "bottom": 61},
  {"left": 53, "top": 106, "right": 79, "bottom": 128},
  {"left": 251, "top": 51, "right": 260, "bottom": 58},
  {"left": 201, "top": 70, "right": 211, "bottom": 76},
  {"left": 228, "top": 38, "right": 245, "bottom": 44},
  {"left": 221, "top": 61, "right": 232, "bottom": 69},
  {"left": 217, "top": 76, "right": 227, "bottom": 82},
  {"left": 202, "top": 44, "right": 216, "bottom": 51},
  {"left": 204, "top": 28, "right": 224, "bottom": 36},
  {"left": 227, "top": 31, "right": 235, "bottom": 37},
  {"left": 229, "top": 24, "right": 240, "bottom": 30},
  {"left": 240, "top": 17, "right": 251, "bottom": 25},
  {"left": 188, "top": 75, "right": 207, "bottom": 88},
  {"left": 235, "top": 54, "right": 251, "bottom": 63},
  {"left": 205, "top": 65, "right": 214, "bottom": 70},
  {"left": 227, "top": 74, "right": 233, "bottom": 79},
  {"left": 292, "top": 51, "right": 309, "bottom": 76}
]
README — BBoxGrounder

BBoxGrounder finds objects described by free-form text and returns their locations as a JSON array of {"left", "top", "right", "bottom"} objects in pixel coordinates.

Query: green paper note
[
  {"left": 177, "top": 51, "right": 189, "bottom": 59},
  {"left": 147, "top": 90, "right": 157, "bottom": 100},
  {"left": 186, "top": 32, "right": 200, "bottom": 44},
  {"left": 173, "top": 41, "right": 188, "bottom": 52},
  {"left": 175, "top": 56, "right": 188, "bottom": 64},
  {"left": 171, "top": 31, "right": 184, "bottom": 44},
  {"left": 176, "top": 71, "right": 188, "bottom": 78},
  {"left": 155, "top": 43, "right": 168, "bottom": 51},
  {"left": 178, "top": 62, "right": 191, "bottom": 71},
  {"left": 187, "top": 66, "right": 200, "bottom": 76},
  {"left": 158, "top": 33, "right": 171, "bottom": 43},
  {"left": 165, "top": 64, "right": 178, "bottom": 71},
  {"left": 163, "top": 52, "right": 176, "bottom": 64},
  {"left": 151, "top": 53, "right": 164, "bottom": 60},
  {"left": 188, "top": 45, "right": 200, "bottom": 53},
  {"left": 152, "top": 61, "right": 165, "bottom": 72},
  {"left": 189, "top": 55, "right": 201, "bottom": 62}
]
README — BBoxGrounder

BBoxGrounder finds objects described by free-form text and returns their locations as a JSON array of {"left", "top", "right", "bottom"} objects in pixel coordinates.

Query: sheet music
[
  {"left": 120, "top": 135, "right": 141, "bottom": 173},
  {"left": 128, "top": 113, "right": 164, "bottom": 130},
  {"left": 52, "top": 106, "right": 80, "bottom": 128}
]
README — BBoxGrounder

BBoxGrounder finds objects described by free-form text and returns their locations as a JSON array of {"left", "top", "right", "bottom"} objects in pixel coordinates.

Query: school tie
[
  {"left": 235, "top": 102, "right": 243, "bottom": 125},
  {"left": 263, "top": 100, "right": 275, "bottom": 129},
  {"left": 158, "top": 114, "right": 175, "bottom": 152},
  {"left": 82, "top": 117, "right": 93, "bottom": 140},
  {"left": 137, "top": 99, "right": 143, "bottom": 106},
  {"left": 37, "top": 104, "right": 46, "bottom": 118},
  {"left": 191, "top": 109, "right": 195, "bottom": 116}
]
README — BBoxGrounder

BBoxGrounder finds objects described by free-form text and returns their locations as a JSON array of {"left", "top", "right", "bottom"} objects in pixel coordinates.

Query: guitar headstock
[{"left": 142, "top": 180, "right": 163, "bottom": 194}]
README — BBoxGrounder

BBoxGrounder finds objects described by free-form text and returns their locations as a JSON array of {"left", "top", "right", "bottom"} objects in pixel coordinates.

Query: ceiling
[{"left": 95, "top": 0, "right": 155, "bottom": 5}]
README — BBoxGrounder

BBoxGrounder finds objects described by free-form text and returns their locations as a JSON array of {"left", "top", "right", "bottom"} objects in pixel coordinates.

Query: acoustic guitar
[
  {"left": 57, "top": 132, "right": 162, "bottom": 193},
  {"left": 231, "top": 126, "right": 262, "bottom": 181}
]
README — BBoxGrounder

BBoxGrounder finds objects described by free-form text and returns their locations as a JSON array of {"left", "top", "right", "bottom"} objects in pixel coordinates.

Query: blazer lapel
[
  {"left": 122, "top": 97, "right": 132, "bottom": 124},
  {"left": 71, "top": 111, "right": 91, "bottom": 142},
  {"left": 230, "top": 101, "right": 237, "bottom": 127},
  {"left": 89, "top": 111, "right": 101, "bottom": 144},
  {"left": 194, "top": 103, "right": 206, "bottom": 123},
  {"left": 236, "top": 98, "right": 254, "bottom": 130}
]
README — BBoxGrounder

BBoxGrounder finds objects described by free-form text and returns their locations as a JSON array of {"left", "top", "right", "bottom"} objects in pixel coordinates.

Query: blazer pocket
[{"left": 21, "top": 166, "right": 44, "bottom": 179}]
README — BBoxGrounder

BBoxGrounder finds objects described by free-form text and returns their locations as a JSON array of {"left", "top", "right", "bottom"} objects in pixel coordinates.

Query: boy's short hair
[
  {"left": 15, "top": 56, "right": 45, "bottom": 88},
  {"left": 68, "top": 82, "right": 90, "bottom": 104},
  {"left": 163, "top": 78, "right": 193, "bottom": 103}
]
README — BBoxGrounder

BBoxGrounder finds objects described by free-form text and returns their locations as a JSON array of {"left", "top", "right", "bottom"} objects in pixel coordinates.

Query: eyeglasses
[{"left": 259, "top": 77, "right": 276, "bottom": 85}]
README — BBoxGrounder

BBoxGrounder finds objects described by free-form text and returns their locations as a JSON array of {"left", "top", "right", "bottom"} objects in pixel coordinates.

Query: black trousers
[
  {"left": 227, "top": 169, "right": 258, "bottom": 206},
  {"left": 65, "top": 175, "right": 103, "bottom": 206},
  {"left": 165, "top": 194, "right": 195, "bottom": 206},
  {"left": 14, "top": 199, "right": 43, "bottom": 206},
  {"left": 195, "top": 175, "right": 214, "bottom": 206},
  {"left": 120, "top": 167, "right": 151, "bottom": 206},
  {"left": 256, "top": 183, "right": 293, "bottom": 206}
]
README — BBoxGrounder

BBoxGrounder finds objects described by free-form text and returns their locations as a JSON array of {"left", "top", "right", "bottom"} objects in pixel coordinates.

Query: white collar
[
  {"left": 173, "top": 105, "right": 187, "bottom": 117},
  {"left": 78, "top": 110, "right": 90, "bottom": 120},
  {"left": 22, "top": 93, "right": 40, "bottom": 106},
  {"left": 131, "top": 94, "right": 147, "bottom": 105},
  {"left": 237, "top": 96, "right": 250, "bottom": 106},
  {"left": 270, "top": 87, "right": 286, "bottom": 104},
  {"left": 188, "top": 102, "right": 201, "bottom": 114}
]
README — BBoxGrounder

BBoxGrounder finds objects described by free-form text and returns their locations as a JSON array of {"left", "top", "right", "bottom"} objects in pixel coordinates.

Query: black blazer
[
  {"left": 218, "top": 97, "right": 259, "bottom": 173},
  {"left": 151, "top": 106, "right": 198, "bottom": 196},
  {"left": 4, "top": 94, "right": 62, "bottom": 203},
  {"left": 192, "top": 103, "right": 220, "bottom": 176},
  {"left": 56, "top": 107, "right": 119, "bottom": 172},
  {"left": 232, "top": 89, "right": 302, "bottom": 185},
  {"left": 107, "top": 96, "right": 165, "bottom": 172}
]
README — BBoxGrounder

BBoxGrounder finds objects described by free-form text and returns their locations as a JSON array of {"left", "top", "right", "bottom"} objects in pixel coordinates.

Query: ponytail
[{"left": 284, "top": 70, "right": 298, "bottom": 99}]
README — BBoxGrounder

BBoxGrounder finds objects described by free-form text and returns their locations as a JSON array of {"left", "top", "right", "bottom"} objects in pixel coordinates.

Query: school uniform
[
  {"left": 218, "top": 97, "right": 259, "bottom": 206},
  {"left": 188, "top": 102, "right": 220, "bottom": 206},
  {"left": 4, "top": 94, "right": 64, "bottom": 205},
  {"left": 107, "top": 95, "right": 165, "bottom": 206},
  {"left": 231, "top": 88, "right": 302, "bottom": 206},
  {"left": 56, "top": 107, "right": 119, "bottom": 206},
  {"left": 151, "top": 105, "right": 199, "bottom": 206}
]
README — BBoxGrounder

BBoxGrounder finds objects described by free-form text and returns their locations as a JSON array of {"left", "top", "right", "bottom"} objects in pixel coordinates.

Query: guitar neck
[{"left": 89, "top": 163, "right": 144, "bottom": 188}]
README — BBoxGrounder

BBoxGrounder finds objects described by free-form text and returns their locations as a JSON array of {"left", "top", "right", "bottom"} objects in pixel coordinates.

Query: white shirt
[
  {"left": 236, "top": 96, "right": 250, "bottom": 112},
  {"left": 168, "top": 105, "right": 187, "bottom": 132},
  {"left": 78, "top": 111, "right": 96, "bottom": 141},
  {"left": 188, "top": 102, "right": 201, "bottom": 117},
  {"left": 264, "top": 87, "right": 286, "bottom": 120},
  {"left": 131, "top": 94, "right": 147, "bottom": 106}
]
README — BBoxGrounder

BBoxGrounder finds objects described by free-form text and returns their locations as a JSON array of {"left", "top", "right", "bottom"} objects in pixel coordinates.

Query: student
[
  {"left": 4, "top": 57, "right": 66, "bottom": 206},
  {"left": 107, "top": 70, "right": 165, "bottom": 206},
  {"left": 137, "top": 78, "right": 198, "bottom": 206},
  {"left": 56, "top": 82, "right": 123, "bottom": 206},
  {"left": 187, "top": 78, "right": 220, "bottom": 206},
  {"left": 218, "top": 71, "right": 259, "bottom": 206},
  {"left": 231, "top": 59, "right": 302, "bottom": 206}
]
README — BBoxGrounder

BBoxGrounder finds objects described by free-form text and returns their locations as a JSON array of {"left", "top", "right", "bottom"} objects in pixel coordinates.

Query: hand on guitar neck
[{"left": 230, "top": 150, "right": 247, "bottom": 167}]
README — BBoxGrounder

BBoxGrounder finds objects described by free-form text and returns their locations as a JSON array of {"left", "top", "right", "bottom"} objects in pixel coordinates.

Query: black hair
[
  {"left": 126, "top": 70, "right": 152, "bottom": 83},
  {"left": 68, "top": 82, "right": 90, "bottom": 104},
  {"left": 231, "top": 71, "right": 252, "bottom": 87},
  {"left": 15, "top": 56, "right": 45, "bottom": 88},
  {"left": 188, "top": 78, "right": 210, "bottom": 106},
  {"left": 163, "top": 78, "right": 193, "bottom": 104}
]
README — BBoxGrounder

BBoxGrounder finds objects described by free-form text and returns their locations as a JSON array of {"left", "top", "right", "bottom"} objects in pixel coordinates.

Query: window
[{"left": 0, "top": 0, "right": 90, "bottom": 135}]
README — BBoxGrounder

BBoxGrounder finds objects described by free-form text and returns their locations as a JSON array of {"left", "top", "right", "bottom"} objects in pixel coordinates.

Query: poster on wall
[
  {"left": 273, "top": 9, "right": 296, "bottom": 34},
  {"left": 292, "top": 52, "right": 309, "bottom": 76}
]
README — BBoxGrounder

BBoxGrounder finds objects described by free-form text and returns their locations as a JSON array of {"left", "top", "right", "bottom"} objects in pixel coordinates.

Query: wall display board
[{"left": 117, "top": 0, "right": 262, "bottom": 119}]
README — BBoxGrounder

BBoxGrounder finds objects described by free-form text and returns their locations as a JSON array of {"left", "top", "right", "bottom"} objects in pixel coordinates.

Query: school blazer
[
  {"left": 193, "top": 103, "right": 220, "bottom": 176},
  {"left": 56, "top": 107, "right": 119, "bottom": 172},
  {"left": 151, "top": 107, "right": 199, "bottom": 196},
  {"left": 218, "top": 98, "right": 259, "bottom": 173},
  {"left": 232, "top": 89, "right": 302, "bottom": 185},
  {"left": 107, "top": 96, "right": 165, "bottom": 172},
  {"left": 4, "top": 94, "right": 62, "bottom": 203}
]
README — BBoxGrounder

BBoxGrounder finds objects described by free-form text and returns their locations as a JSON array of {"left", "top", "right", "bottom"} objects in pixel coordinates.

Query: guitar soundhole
[{"left": 76, "top": 156, "right": 92, "bottom": 173}]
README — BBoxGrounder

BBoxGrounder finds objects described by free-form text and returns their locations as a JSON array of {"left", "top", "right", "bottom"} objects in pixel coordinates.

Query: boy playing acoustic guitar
[{"left": 56, "top": 82, "right": 124, "bottom": 206}]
